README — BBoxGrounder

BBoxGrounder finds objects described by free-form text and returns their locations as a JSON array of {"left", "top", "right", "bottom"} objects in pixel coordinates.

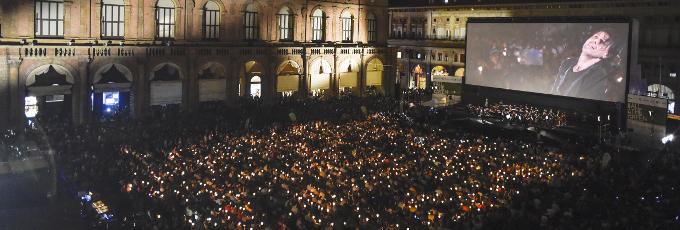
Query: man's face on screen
[{"left": 582, "top": 31, "right": 612, "bottom": 59}]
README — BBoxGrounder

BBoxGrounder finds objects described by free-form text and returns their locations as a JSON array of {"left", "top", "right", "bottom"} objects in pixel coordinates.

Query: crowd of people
[
  {"left": 3, "top": 93, "right": 679, "bottom": 229},
  {"left": 466, "top": 103, "right": 568, "bottom": 128},
  {"left": 114, "top": 113, "right": 575, "bottom": 229}
]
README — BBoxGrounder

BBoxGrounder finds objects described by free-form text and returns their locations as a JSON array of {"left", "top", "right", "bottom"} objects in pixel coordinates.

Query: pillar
[
  {"left": 8, "top": 59, "right": 22, "bottom": 127},
  {"left": 135, "top": 59, "right": 148, "bottom": 118},
  {"left": 359, "top": 50, "right": 366, "bottom": 97},
  {"left": 300, "top": 51, "right": 310, "bottom": 98},
  {"left": 74, "top": 59, "right": 90, "bottom": 124},
  {"left": 225, "top": 61, "right": 238, "bottom": 106},
  {"left": 184, "top": 59, "right": 196, "bottom": 111},
  {"left": 0, "top": 61, "right": 8, "bottom": 128},
  {"left": 330, "top": 53, "right": 339, "bottom": 98},
  {"left": 262, "top": 62, "right": 276, "bottom": 105}
]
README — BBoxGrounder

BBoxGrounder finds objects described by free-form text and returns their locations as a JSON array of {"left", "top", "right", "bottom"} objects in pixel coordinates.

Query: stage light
[
  {"left": 106, "top": 108, "right": 112, "bottom": 113},
  {"left": 661, "top": 134, "right": 674, "bottom": 144}
]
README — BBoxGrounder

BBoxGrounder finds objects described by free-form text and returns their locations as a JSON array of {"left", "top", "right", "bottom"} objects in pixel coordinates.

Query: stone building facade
[
  {"left": 389, "top": 0, "right": 680, "bottom": 108},
  {"left": 0, "top": 0, "right": 392, "bottom": 127}
]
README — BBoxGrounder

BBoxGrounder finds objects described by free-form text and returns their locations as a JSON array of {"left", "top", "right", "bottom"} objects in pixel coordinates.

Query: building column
[
  {"left": 0, "top": 61, "right": 7, "bottom": 128},
  {"left": 300, "top": 51, "right": 310, "bottom": 98},
  {"left": 78, "top": 58, "right": 93, "bottom": 124},
  {"left": 359, "top": 51, "right": 366, "bottom": 97},
  {"left": 8, "top": 59, "right": 22, "bottom": 128},
  {"left": 225, "top": 61, "right": 238, "bottom": 107},
  {"left": 135, "top": 59, "right": 148, "bottom": 118},
  {"left": 184, "top": 59, "right": 196, "bottom": 111},
  {"left": 74, "top": 59, "right": 90, "bottom": 125},
  {"left": 330, "top": 53, "right": 339, "bottom": 98},
  {"left": 262, "top": 62, "right": 276, "bottom": 105}
]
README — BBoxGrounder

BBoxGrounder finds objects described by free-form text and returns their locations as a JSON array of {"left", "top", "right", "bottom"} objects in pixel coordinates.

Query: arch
[
  {"left": 25, "top": 64, "right": 75, "bottom": 87},
  {"left": 244, "top": 60, "right": 264, "bottom": 74},
  {"left": 312, "top": 8, "right": 324, "bottom": 17},
  {"left": 276, "top": 61, "right": 300, "bottom": 95},
  {"left": 366, "top": 58, "right": 384, "bottom": 72},
  {"left": 340, "top": 9, "right": 354, "bottom": 42},
  {"left": 248, "top": 75, "right": 262, "bottom": 97},
  {"left": 311, "top": 8, "right": 326, "bottom": 41},
  {"left": 150, "top": 63, "right": 183, "bottom": 105},
  {"left": 431, "top": 65, "right": 449, "bottom": 76},
  {"left": 278, "top": 6, "right": 292, "bottom": 15},
  {"left": 366, "top": 58, "right": 384, "bottom": 87},
  {"left": 93, "top": 63, "right": 134, "bottom": 83},
  {"left": 338, "top": 59, "right": 360, "bottom": 92},
  {"left": 197, "top": 62, "right": 226, "bottom": 102},
  {"left": 240, "top": 60, "right": 266, "bottom": 97},
  {"left": 245, "top": 3, "right": 258, "bottom": 12},
  {"left": 196, "top": 0, "right": 226, "bottom": 12},
  {"left": 102, "top": 0, "right": 124, "bottom": 4},
  {"left": 156, "top": 0, "right": 175, "bottom": 8},
  {"left": 23, "top": 63, "right": 75, "bottom": 119},
  {"left": 338, "top": 58, "right": 359, "bottom": 73},
  {"left": 454, "top": 68, "right": 465, "bottom": 77},
  {"left": 366, "top": 12, "right": 376, "bottom": 20},
  {"left": 277, "top": 6, "right": 295, "bottom": 41},
  {"left": 310, "top": 59, "right": 332, "bottom": 74},
  {"left": 156, "top": 0, "right": 177, "bottom": 38},
  {"left": 150, "top": 63, "right": 183, "bottom": 81},
  {"left": 648, "top": 84, "right": 675, "bottom": 100},
  {"left": 276, "top": 60, "right": 301, "bottom": 75},
  {"left": 340, "top": 9, "right": 353, "bottom": 18},
  {"left": 198, "top": 62, "right": 226, "bottom": 79},
  {"left": 204, "top": 0, "right": 219, "bottom": 10},
  {"left": 309, "top": 59, "right": 332, "bottom": 93}
]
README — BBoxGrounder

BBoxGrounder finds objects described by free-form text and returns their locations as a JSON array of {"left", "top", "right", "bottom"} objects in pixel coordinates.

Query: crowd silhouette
[{"left": 2, "top": 93, "right": 679, "bottom": 229}]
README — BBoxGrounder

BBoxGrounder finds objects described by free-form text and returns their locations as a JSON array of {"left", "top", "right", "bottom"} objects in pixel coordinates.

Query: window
[
  {"left": 244, "top": 4, "right": 259, "bottom": 40},
  {"left": 341, "top": 11, "right": 353, "bottom": 42},
  {"left": 411, "top": 23, "right": 423, "bottom": 39},
  {"left": 101, "top": 0, "right": 125, "bottom": 38},
  {"left": 35, "top": 0, "right": 64, "bottom": 37},
  {"left": 155, "top": 0, "right": 175, "bottom": 39},
  {"left": 392, "top": 22, "right": 404, "bottom": 38},
  {"left": 278, "top": 7, "right": 294, "bottom": 41},
  {"left": 311, "top": 9, "right": 325, "bottom": 41},
  {"left": 367, "top": 13, "right": 377, "bottom": 42},
  {"left": 203, "top": 1, "right": 220, "bottom": 40}
]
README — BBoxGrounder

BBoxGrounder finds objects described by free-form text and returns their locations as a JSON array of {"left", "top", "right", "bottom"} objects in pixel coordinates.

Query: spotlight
[{"left": 661, "top": 134, "right": 674, "bottom": 144}]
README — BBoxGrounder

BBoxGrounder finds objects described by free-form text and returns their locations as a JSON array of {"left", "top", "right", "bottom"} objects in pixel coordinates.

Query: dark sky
[{"left": 389, "top": 0, "right": 615, "bottom": 7}]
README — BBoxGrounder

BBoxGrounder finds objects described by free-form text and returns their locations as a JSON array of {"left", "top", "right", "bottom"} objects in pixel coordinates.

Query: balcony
[
  {"left": 388, "top": 34, "right": 466, "bottom": 48},
  {"left": 2, "top": 43, "right": 386, "bottom": 60}
]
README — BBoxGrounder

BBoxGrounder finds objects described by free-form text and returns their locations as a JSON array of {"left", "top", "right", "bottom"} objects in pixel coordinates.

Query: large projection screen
[{"left": 466, "top": 21, "right": 630, "bottom": 102}]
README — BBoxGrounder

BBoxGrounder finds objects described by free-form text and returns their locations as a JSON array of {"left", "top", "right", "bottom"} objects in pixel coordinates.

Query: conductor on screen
[{"left": 550, "top": 28, "right": 625, "bottom": 101}]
